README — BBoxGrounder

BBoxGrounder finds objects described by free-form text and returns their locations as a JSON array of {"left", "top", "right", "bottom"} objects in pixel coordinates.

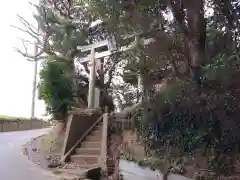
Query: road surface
[
  {"left": 0, "top": 129, "right": 191, "bottom": 180},
  {"left": 0, "top": 129, "right": 57, "bottom": 180},
  {"left": 119, "top": 160, "right": 191, "bottom": 180}
]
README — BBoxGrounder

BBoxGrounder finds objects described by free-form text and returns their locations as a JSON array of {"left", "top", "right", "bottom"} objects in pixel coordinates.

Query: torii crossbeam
[{"left": 76, "top": 35, "right": 156, "bottom": 109}]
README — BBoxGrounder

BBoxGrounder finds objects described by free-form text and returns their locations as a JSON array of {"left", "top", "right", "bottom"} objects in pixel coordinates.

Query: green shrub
[
  {"left": 38, "top": 58, "right": 75, "bottom": 121},
  {"left": 131, "top": 79, "right": 240, "bottom": 176}
]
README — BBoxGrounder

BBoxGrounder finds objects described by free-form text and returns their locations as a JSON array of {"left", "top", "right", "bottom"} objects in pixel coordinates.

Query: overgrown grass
[
  {"left": 0, "top": 115, "right": 49, "bottom": 122},
  {"left": 0, "top": 115, "right": 31, "bottom": 120}
]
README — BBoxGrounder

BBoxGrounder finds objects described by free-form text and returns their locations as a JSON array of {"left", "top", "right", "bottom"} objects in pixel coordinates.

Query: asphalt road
[
  {"left": 0, "top": 129, "right": 191, "bottom": 180},
  {"left": 119, "top": 160, "right": 191, "bottom": 180},
  {"left": 0, "top": 129, "right": 57, "bottom": 180}
]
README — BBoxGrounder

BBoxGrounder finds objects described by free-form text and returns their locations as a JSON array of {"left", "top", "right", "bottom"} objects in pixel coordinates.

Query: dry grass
[
  {"left": 38, "top": 123, "right": 65, "bottom": 154},
  {"left": 121, "top": 130, "right": 145, "bottom": 158},
  {"left": 27, "top": 122, "right": 66, "bottom": 168}
]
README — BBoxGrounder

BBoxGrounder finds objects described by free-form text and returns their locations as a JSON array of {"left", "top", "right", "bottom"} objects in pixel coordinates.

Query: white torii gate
[{"left": 77, "top": 35, "right": 155, "bottom": 109}]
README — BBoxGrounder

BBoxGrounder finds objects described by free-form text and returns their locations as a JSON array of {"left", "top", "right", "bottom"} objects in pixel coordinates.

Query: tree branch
[
  {"left": 83, "top": 63, "right": 90, "bottom": 74},
  {"left": 11, "top": 25, "right": 40, "bottom": 43},
  {"left": 17, "top": 14, "right": 39, "bottom": 35},
  {"left": 105, "top": 61, "right": 118, "bottom": 89},
  {"left": 15, "top": 32, "right": 52, "bottom": 61},
  {"left": 46, "top": 0, "right": 72, "bottom": 19},
  {"left": 168, "top": 0, "right": 188, "bottom": 35},
  {"left": 74, "top": 74, "right": 89, "bottom": 84},
  {"left": 14, "top": 46, "right": 45, "bottom": 61}
]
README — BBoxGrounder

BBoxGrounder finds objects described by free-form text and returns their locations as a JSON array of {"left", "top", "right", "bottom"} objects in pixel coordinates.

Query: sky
[{"left": 0, "top": 0, "right": 46, "bottom": 118}]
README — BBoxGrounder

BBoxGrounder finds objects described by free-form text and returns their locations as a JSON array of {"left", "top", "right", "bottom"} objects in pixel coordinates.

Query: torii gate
[{"left": 77, "top": 35, "right": 155, "bottom": 109}]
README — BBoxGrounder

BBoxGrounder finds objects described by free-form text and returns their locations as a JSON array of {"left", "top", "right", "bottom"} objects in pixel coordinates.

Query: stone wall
[{"left": 0, "top": 119, "right": 50, "bottom": 132}]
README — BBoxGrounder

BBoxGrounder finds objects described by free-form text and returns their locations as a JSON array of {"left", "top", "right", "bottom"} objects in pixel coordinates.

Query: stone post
[
  {"left": 88, "top": 48, "right": 96, "bottom": 108},
  {"left": 135, "top": 36, "right": 144, "bottom": 102},
  {"left": 137, "top": 74, "right": 144, "bottom": 102},
  {"left": 94, "top": 88, "right": 100, "bottom": 108}
]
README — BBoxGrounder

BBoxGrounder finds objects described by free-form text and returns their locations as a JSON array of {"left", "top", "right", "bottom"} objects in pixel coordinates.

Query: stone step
[
  {"left": 90, "top": 130, "right": 102, "bottom": 137},
  {"left": 53, "top": 168, "right": 87, "bottom": 176},
  {"left": 52, "top": 167, "right": 102, "bottom": 180},
  {"left": 75, "top": 164, "right": 99, "bottom": 169},
  {"left": 86, "top": 134, "right": 102, "bottom": 141},
  {"left": 91, "top": 128, "right": 102, "bottom": 134},
  {"left": 94, "top": 125, "right": 102, "bottom": 130},
  {"left": 70, "top": 154, "right": 99, "bottom": 165},
  {"left": 76, "top": 147, "right": 101, "bottom": 155},
  {"left": 81, "top": 141, "right": 101, "bottom": 149},
  {"left": 55, "top": 173, "right": 80, "bottom": 180}
]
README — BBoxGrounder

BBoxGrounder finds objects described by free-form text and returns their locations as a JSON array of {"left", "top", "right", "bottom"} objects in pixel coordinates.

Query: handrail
[
  {"left": 99, "top": 112, "right": 108, "bottom": 172},
  {"left": 61, "top": 114, "right": 103, "bottom": 163}
]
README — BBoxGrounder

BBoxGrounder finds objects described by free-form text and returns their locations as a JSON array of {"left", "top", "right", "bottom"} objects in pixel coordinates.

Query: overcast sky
[{"left": 0, "top": 0, "right": 46, "bottom": 118}]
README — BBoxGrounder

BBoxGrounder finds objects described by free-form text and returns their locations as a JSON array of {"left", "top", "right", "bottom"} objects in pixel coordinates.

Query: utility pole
[
  {"left": 30, "top": 6, "right": 40, "bottom": 119},
  {"left": 30, "top": 40, "right": 38, "bottom": 119}
]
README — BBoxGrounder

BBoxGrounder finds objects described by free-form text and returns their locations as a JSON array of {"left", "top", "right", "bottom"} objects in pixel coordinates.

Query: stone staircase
[
  {"left": 55, "top": 110, "right": 108, "bottom": 179},
  {"left": 55, "top": 109, "right": 125, "bottom": 180},
  {"left": 69, "top": 122, "right": 102, "bottom": 169}
]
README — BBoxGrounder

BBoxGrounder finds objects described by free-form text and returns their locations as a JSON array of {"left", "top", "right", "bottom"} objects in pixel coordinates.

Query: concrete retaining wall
[{"left": 0, "top": 119, "right": 50, "bottom": 132}]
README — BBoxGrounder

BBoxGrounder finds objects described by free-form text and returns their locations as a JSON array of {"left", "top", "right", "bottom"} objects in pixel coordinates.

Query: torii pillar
[{"left": 88, "top": 48, "right": 96, "bottom": 109}]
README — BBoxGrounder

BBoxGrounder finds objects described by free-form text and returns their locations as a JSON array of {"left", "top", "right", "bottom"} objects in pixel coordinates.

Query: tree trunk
[
  {"left": 186, "top": 0, "right": 206, "bottom": 87},
  {"left": 67, "top": 57, "right": 79, "bottom": 107},
  {"left": 162, "top": 172, "right": 168, "bottom": 180},
  {"left": 169, "top": 0, "right": 206, "bottom": 87}
]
